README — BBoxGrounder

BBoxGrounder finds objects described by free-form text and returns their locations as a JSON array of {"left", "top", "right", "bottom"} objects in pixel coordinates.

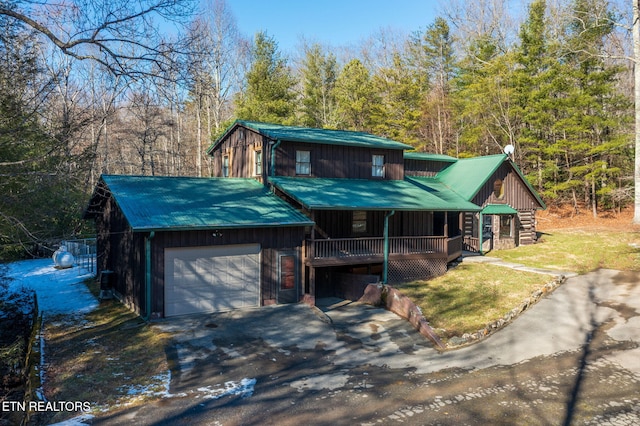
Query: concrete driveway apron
[{"left": 94, "top": 269, "right": 640, "bottom": 425}]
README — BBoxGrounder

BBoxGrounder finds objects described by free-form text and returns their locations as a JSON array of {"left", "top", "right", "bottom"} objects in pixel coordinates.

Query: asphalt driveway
[{"left": 91, "top": 269, "right": 640, "bottom": 425}]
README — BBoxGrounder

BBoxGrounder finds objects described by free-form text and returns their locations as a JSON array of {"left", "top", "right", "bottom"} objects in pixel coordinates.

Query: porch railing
[
  {"left": 447, "top": 235, "right": 463, "bottom": 261},
  {"left": 306, "top": 235, "right": 462, "bottom": 261},
  {"left": 463, "top": 236, "right": 480, "bottom": 253}
]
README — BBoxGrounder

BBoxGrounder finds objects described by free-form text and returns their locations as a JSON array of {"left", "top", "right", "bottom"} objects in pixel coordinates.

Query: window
[
  {"left": 254, "top": 149, "right": 262, "bottom": 176},
  {"left": 493, "top": 179, "right": 505, "bottom": 199},
  {"left": 352, "top": 211, "right": 367, "bottom": 234},
  {"left": 295, "top": 150, "right": 311, "bottom": 175},
  {"left": 372, "top": 155, "right": 385, "bottom": 177},
  {"left": 222, "top": 155, "right": 230, "bottom": 177},
  {"left": 280, "top": 255, "right": 296, "bottom": 290}
]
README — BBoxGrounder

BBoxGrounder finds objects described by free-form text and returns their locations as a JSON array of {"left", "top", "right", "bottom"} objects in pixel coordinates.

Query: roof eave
[{"left": 130, "top": 221, "right": 315, "bottom": 233}]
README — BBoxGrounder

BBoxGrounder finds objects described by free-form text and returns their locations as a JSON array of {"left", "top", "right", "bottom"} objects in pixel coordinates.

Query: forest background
[{"left": 0, "top": 0, "right": 636, "bottom": 259}]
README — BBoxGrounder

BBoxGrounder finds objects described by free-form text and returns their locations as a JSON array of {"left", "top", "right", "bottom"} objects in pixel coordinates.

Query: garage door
[{"left": 164, "top": 244, "right": 260, "bottom": 317}]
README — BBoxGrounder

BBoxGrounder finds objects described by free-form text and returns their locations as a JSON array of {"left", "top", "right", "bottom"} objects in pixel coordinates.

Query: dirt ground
[{"left": 537, "top": 205, "right": 639, "bottom": 232}]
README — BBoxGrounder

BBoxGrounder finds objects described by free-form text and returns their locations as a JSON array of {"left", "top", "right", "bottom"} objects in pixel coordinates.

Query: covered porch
[
  {"left": 305, "top": 234, "right": 463, "bottom": 266},
  {"left": 269, "top": 176, "right": 481, "bottom": 302}
]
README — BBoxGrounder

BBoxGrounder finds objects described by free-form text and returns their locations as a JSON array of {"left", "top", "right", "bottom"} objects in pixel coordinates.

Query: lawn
[
  {"left": 38, "top": 280, "right": 173, "bottom": 424},
  {"left": 395, "top": 229, "right": 640, "bottom": 342},
  {"left": 495, "top": 230, "right": 640, "bottom": 274}
]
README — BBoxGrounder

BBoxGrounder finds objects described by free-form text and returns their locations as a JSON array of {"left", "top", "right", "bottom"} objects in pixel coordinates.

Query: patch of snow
[
  {"left": 117, "top": 371, "right": 186, "bottom": 399},
  {"left": 47, "top": 414, "right": 95, "bottom": 426},
  {"left": 5, "top": 259, "right": 98, "bottom": 315},
  {"left": 197, "top": 378, "right": 257, "bottom": 400},
  {"left": 289, "top": 373, "right": 350, "bottom": 391}
]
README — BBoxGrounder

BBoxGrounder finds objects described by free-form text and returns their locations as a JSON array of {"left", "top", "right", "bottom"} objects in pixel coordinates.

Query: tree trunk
[{"left": 634, "top": 0, "right": 640, "bottom": 223}]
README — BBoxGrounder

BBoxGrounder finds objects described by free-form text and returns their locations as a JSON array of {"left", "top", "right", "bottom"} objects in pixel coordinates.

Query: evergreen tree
[
  {"left": 371, "top": 52, "right": 423, "bottom": 145},
  {"left": 0, "top": 13, "right": 83, "bottom": 259},
  {"left": 407, "top": 17, "right": 457, "bottom": 153},
  {"left": 235, "top": 31, "right": 297, "bottom": 124},
  {"left": 514, "top": 0, "right": 561, "bottom": 190},
  {"left": 334, "top": 59, "right": 380, "bottom": 132},
  {"left": 452, "top": 35, "right": 518, "bottom": 157},
  {"left": 549, "top": 0, "right": 631, "bottom": 215},
  {"left": 299, "top": 43, "right": 338, "bottom": 128}
]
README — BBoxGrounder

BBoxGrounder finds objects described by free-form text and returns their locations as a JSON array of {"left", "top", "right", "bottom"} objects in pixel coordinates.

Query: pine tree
[
  {"left": 551, "top": 0, "right": 631, "bottom": 215},
  {"left": 299, "top": 43, "right": 338, "bottom": 128},
  {"left": 452, "top": 35, "right": 517, "bottom": 157},
  {"left": 235, "top": 31, "right": 297, "bottom": 124},
  {"left": 371, "top": 52, "right": 423, "bottom": 145},
  {"left": 407, "top": 17, "right": 457, "bottom": 154},
  {"left": 334, "top": 59, "right": 380, "bottom": 132}
]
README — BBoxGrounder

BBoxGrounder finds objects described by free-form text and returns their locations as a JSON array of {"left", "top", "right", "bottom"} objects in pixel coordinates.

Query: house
[
  {"left": 84, "top": 120, "right": 545, "bottom": 318},
  {"left": 404, "top": 152, "right": 546, "bottom": 252}
]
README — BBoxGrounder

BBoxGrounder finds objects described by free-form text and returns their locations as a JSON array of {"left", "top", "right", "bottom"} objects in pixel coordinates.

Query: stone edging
[
  {"left": 443, "top": 276, "right": 567, "bottom": 349},
  {"left": 359, "top": 275, "right": 567, "bottom": 351}
]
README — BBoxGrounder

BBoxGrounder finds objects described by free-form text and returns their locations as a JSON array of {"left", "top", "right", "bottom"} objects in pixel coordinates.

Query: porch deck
[{"left": 305, "top": 235, "right": 462, "bottom": 267}]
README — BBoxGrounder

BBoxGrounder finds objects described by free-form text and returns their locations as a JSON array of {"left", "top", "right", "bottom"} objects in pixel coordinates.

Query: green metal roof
[
  {"left": 404, "top": 152, "right": 457, "bottom": 162},
  {"left": 482, "top": 204, "right": 518, "bottom": 215},
  {"left": 434, "top": 154, "right": 546, "bottom": 209},
  {"left": 435, "top": 154, "right": 507, "bottom": 201},
  {"left": 269, "top": 176, "right": 481, "bottom": 212},
  {"left": 97, "top": 175, "right": 314, "bottom": 231},
  {"left": 210, "top": 120, "right": 413, "bottom": 151}
]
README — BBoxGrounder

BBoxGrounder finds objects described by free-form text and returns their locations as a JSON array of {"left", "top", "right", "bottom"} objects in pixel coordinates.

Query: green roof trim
[
  {"left": 270, "top": 176, "right": 481, "bottom": 212},
  {"left": 209, "top": 120, "right": 413, "bottom": 152},
  {"left": 482, "top": 204, "right": 518, "bottom": 215},
  {"left": 98, "top": 175, "right": 314, "bottom": 232},
  {"left": 404, "top": 152, "right": 457, "bottom": 162}
]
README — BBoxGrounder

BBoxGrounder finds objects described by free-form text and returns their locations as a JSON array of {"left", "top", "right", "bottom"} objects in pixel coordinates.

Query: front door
[{"left": 277, "top": 253, "right": 298, "bottom": 304}]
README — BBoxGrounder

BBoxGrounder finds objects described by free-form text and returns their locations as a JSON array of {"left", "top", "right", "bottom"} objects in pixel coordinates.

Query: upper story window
[
  {"left": 296, "top": 150, "right": 311, "bottom": 175},
  {"left": 254, "top": 149, "right": 263, "bottom": 176},
  {"left": 222, "top": 154, "right": 230, "bottom": 177},
  {"left": 372, "top": 154, "right": 385, "bottom": 178}
]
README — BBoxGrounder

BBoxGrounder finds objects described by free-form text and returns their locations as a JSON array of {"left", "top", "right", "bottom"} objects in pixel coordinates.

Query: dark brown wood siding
[
  {"left": 210, "top": 127, "right": 267, "bottom": 181},
  {"left": 210, "top": 125, "right": 407, "bottom": 180},
  {"left": 471, "top": 163, "right": 543, "bottom": 211},
  {"left": 274, "top": 141, "right": 404, "bottom": 180},
  {"left": 404, "top": 159, "right": 454, "bottom": 177},
  {"left": 313, "top": 210, "right": 436, "bottom": 238},
  {"left": 149, "top": 226, "right": 306, "bottom": 318},
  {"left": 95, "top": 195, "right": 146, "bottom": 316},
  {"left": 465, "top": 162, "right": 543, "bottom": 247}
]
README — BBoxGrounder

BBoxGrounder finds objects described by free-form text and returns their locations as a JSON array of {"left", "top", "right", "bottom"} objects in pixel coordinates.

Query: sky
[{"left": 225, "top": 0, "right": 442, "bottom": 54}]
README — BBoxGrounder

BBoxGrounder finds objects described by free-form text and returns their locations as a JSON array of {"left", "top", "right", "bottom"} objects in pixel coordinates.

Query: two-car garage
[{"left": 164, "top": 244, "right": 261, "bottom": 317}]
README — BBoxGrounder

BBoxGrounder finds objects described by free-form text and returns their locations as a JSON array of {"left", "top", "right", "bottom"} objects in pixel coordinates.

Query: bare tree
[
  {"left": 0, "top": 0, "right": 196, "bottom": 78},
  {"left": 633, "top": 0, "right": 640, "bottom": 223},
  {"left": 186, "top": 0, "right": 246, "bottom": 176}
]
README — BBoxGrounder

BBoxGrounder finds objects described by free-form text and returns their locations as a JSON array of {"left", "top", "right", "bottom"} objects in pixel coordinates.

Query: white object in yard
[{"left": 53, "top": 246, "right": 75, "bottom": 269}]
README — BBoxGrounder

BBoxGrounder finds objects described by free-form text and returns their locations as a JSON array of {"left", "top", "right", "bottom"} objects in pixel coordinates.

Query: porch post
[
  {"left": 478, "top": 211, "right": 484, "bottom": 255},
  {"left": 382, "top": 210, "right": 395, "bottom": 284},
  {"left": 444, "top": 212, "right": 449, "bottom": 255}
]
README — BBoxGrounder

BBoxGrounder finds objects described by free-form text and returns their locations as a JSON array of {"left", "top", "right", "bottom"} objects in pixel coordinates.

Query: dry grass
[
  {"left": 495, "top": 230, "right": 640, "bottom": 274},
  {"left": 397, "top": 228, "right": 640, "bottom": 342},
  {"left": 396, "top": 264, "right": 547, "bottom": 340},
  {"left": 40, "top": 280, "right": 172, "bottom": 424}
]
